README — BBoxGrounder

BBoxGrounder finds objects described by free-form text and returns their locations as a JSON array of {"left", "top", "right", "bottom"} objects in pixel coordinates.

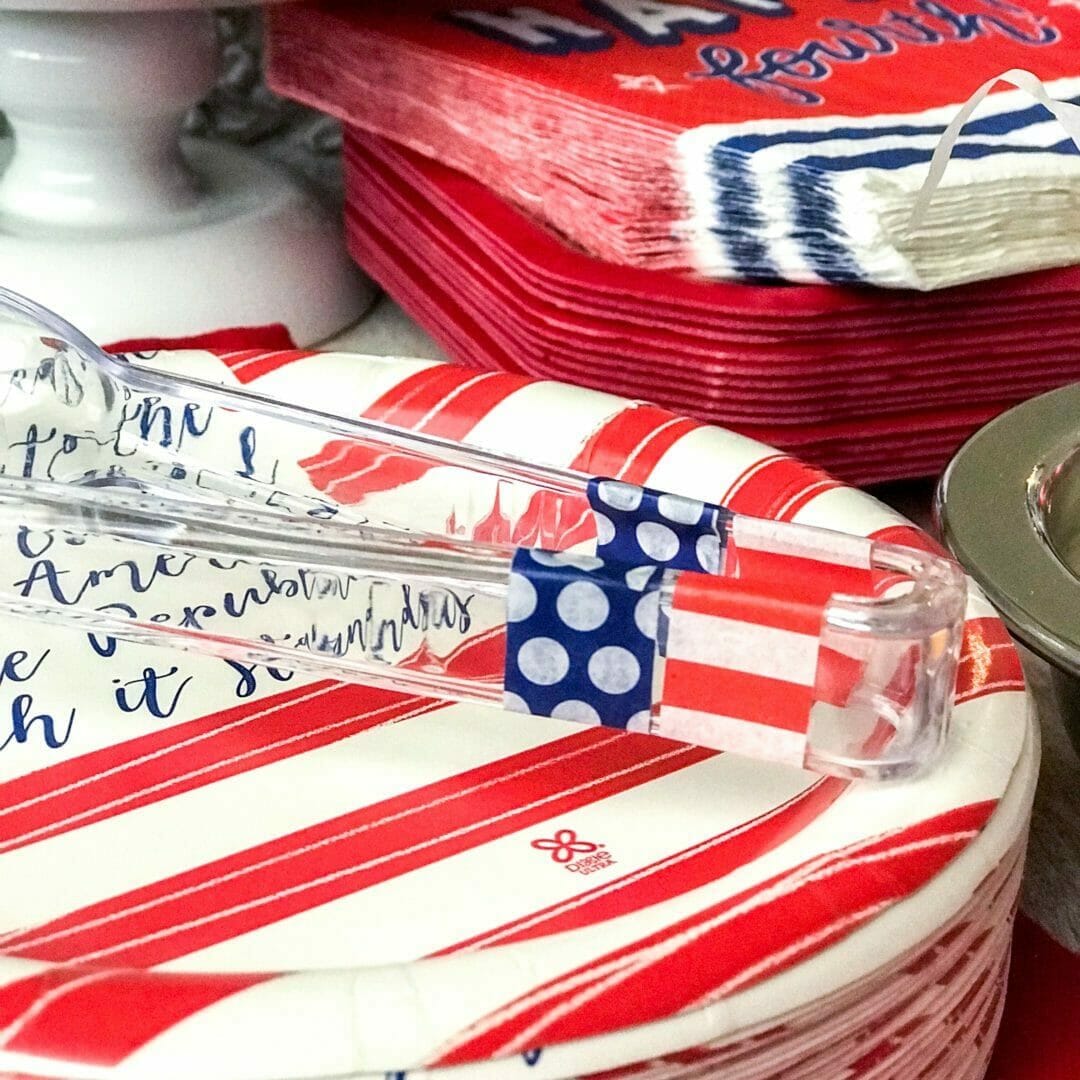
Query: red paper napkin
[
  {"left": 267, "top": 1, "right": 1080, "bottom": 289},
  {"left": 106, "top": 324, "right": 297, "bottom": 355}
]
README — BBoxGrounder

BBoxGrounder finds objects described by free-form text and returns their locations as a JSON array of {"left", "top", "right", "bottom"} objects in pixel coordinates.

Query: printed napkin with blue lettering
[{"left": 268, "top": 0, "right": 1080, "bottom": 289}]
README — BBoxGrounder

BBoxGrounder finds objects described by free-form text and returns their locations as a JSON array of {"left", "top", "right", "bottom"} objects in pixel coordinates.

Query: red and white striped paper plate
[{"left": 0, "top": 349, "right": 1035, "bottom": 1079}]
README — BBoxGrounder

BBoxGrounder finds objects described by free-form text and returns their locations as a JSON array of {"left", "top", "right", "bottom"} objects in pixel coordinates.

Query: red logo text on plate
[{"left": 532, "top": 828, "right": 616, "bottom": 874}]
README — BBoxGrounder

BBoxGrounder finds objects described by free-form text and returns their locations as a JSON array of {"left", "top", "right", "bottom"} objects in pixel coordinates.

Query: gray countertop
[{"left": 1019, "top": 651, "right": 1080, "bottom": 949}]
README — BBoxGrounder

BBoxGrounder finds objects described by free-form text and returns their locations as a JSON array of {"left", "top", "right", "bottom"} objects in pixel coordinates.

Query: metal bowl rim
[{"left": 937, "top": 381, "right": 1080, "bottom": 679}]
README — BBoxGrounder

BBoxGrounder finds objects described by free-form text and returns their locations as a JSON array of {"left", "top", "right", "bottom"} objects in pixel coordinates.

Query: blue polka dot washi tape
[
  {"left": 587, "top": 478, "right": 730, "bottom": 574},
  {"left": 504, "top": 548, "right": 664, "bottom": 730}
]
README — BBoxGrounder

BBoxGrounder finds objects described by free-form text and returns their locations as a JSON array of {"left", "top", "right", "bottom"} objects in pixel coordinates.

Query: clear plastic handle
[
  {"left": 0, "top": 475, "right": 966, "bottom": 780},
  {"left": 0, "top": 287, "right": 968, "bottom": 779}
]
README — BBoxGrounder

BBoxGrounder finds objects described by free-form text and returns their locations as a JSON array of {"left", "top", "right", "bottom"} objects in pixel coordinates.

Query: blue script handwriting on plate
[
  {"left": 0, "top": 647, "right": 75, "bottom": 754},
  {"left": 224, "top": 658, "right": 296, "bottom": 700},
  {"left": 113, "top": 666, "right": 193, "bottom": 720}
]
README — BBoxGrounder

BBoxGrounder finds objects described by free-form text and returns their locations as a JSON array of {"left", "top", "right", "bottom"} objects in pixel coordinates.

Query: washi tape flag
[
  {"left": 507, "top": 480, "right": 928, "bottom": 768},
  {"left": 656, "top": 564, "right": 858, "bottom": 767}
]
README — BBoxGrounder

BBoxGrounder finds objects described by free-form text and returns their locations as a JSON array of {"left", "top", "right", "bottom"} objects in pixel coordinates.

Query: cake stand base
[{"left": 0, "top": 4, "right": 369, "bottom": 346}]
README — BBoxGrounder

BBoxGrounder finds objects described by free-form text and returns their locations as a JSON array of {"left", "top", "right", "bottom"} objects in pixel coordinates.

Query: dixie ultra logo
[{"left": 532, "top": 827, "right": 618, "bottom": 873}]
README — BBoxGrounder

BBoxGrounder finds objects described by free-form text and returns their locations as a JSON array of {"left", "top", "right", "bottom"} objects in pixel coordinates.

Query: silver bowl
[{"left": 937, "top": 382, "right": 1080, "bottom": 758}]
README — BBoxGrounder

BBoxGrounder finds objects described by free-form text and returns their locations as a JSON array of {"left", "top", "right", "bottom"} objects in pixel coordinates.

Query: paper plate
[{"left": 0, "top": 349, "right": 1034, "bottom": 1079}]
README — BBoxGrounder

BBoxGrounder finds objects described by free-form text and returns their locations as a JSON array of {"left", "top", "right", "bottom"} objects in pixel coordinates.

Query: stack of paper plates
[{"left": 0, "top": 349, "right": 1035, "bottom": 1079}]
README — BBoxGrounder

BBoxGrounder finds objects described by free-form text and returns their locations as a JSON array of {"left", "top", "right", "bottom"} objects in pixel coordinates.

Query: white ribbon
[{"left": 909, "top": 68, "right": 1080, "bottom": 232}]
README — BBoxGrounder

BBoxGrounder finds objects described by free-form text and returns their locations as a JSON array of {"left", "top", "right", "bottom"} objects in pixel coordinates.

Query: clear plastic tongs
[{"left": 0, "top": 288, "right": 966, "bottom": 780}]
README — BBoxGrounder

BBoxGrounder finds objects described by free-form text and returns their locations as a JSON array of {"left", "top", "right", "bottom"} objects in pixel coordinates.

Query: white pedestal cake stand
[{"left": 0, "top": 0, "right": 368, "bottom": 345}]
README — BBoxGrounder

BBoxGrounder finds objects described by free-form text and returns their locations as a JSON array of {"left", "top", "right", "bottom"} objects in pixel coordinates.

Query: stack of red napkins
[
  {"left": 343, "top": 133, "right": 1080, "bottom": 485},
  {"left": 267, "top": 0, "right": 1080, "bottom": 291}
]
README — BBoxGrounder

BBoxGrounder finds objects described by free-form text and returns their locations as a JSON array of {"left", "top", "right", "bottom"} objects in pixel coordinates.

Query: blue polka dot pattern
[
  {"left": 587, "top": 478, "right": 730, "bottom": 574},
  {"left": 504, "top": 548, "right": 663, "bottom": 731}
]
